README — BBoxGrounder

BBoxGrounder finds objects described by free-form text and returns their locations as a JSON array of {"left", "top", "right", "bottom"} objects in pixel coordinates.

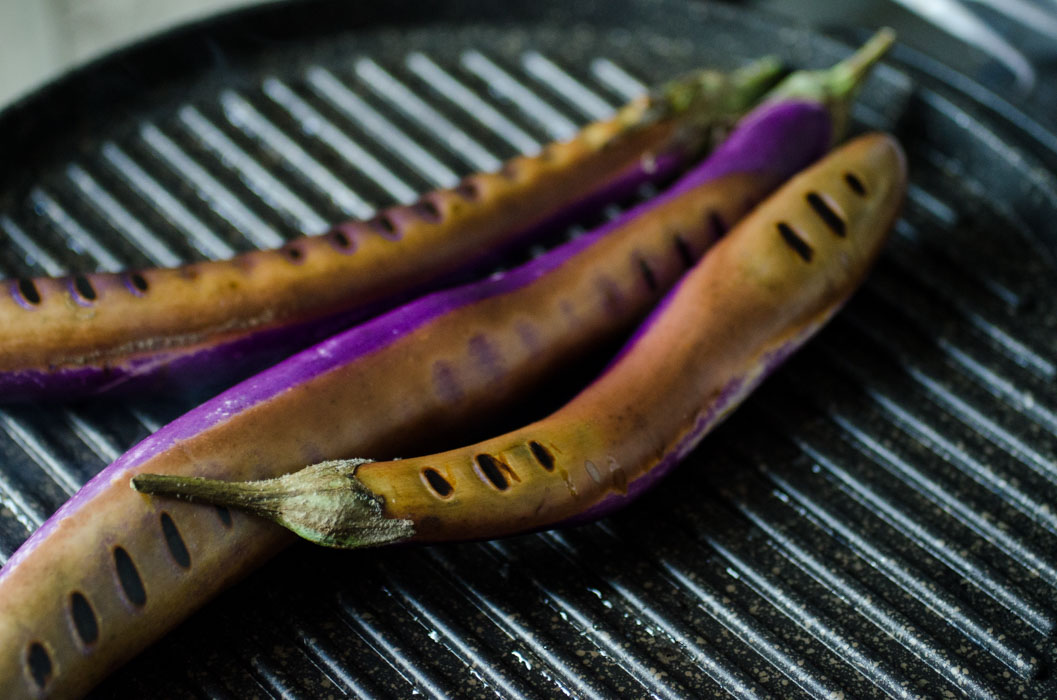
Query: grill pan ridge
[{"left": 1, "top": 0, "right": 1056, "bottom": 697}]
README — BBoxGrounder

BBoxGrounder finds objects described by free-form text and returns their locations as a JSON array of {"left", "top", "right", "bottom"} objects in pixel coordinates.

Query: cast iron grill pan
[{"left": 1, "top": 0, "right": 1056, "bottom": 696}]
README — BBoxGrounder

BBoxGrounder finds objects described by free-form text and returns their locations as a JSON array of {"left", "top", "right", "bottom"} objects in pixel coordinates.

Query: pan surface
[{"left": 1, "top": 0, "right": 1056, "bottom": 697}]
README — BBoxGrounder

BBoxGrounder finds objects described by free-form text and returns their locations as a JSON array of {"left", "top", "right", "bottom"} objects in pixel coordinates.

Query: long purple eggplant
[
  {"left": 0, "top": 58, "right": 788, "bottom": 402},
  {"left": 0, "top": 35, "right": 894, "bottom": 699},
  {"left": 138, "top": 132, "right": 906, "bottom": 547}
]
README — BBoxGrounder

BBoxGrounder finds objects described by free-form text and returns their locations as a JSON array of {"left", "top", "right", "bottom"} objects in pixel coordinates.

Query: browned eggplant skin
[
  {"left": 0, "top": 169, "right": 770, "bottom": 699},
  {"left": 0, "top": 99, "right": 700, "bottom": 394},
  {"left": 348, "top": 133, "right": 907, "bottom": 542}
]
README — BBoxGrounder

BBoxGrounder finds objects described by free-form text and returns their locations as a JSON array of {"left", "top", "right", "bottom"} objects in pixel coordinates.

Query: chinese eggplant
[
  {"left": 139, "top": 132, "right": 906, "bottom": 547},
  {"left": 0, "top": 58, "right": 786, "bottom": 401},
  {"left": 0, "top": 35, "right": 894, "bottom": 699}
]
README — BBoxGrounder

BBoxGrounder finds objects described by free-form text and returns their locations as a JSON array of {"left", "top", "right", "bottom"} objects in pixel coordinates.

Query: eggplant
[
  {"left": 0, "top": 34, "right": 894, "bottom": 699},
  {"left": 139, "top": 132, "right": 907, "bottom": 547},
  {"left": 0, "top": 57, "right": 786, "bottom": 402}
]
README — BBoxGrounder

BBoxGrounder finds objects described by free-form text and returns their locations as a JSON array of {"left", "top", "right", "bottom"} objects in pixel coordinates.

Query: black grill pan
[{"left": 1, "top": 1, "right": 1056, "bottom": 697}]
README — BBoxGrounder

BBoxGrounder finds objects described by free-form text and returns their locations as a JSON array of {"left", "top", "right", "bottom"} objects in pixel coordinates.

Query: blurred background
[
  {"left": 0, "top": 0, "right": 260, "bottom": 106},
  {"left": 1, "top": 0, "right": 1055, "bottom": 121}
]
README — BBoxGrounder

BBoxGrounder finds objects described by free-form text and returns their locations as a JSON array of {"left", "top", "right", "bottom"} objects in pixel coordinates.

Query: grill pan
[{"left": 2, "top": 0, "right": 1057, "bottom": 697}]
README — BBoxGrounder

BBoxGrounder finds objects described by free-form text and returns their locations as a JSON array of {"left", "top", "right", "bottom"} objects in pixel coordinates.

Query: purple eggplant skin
[
  {"left": 0, "top": 99, "right": 833, "bottom": 699},
  {"left": 145, "top": 132, "right": 907, "bottom": 550},
  {"left": 0, "top": 58, "right": 785, "bottom": 403}
]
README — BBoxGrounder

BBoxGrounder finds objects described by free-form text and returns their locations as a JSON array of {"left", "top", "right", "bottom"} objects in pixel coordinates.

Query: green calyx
[
  {"left": 763, "top": 28, "right": 896, "bottom": 143},
  {"left": 649, "top": 54, "right": 785, "bottom": 120},
  {"left": 624, "top": 54, "right": 784, "bottom": 148},
  {"left": 634, "top": 27, "right": 893, "bottom": 154},
  {"left": 131, "top": 459, "right": 415, "bottom": 549}
]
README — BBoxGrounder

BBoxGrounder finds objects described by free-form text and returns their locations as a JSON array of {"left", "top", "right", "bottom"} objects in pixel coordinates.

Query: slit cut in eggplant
[
  {"left": 26, "top": 642, "right": 52, "bottom": 689},
  {"left": 160, "top": 513, "right": 191, "bottom": 569},
  {"left": 70, "top": 592, "right": 100, "bottom": 646},
  {"left": 113, "top": 547, "right": 147, "bottom": 607},
  {"left": 17, "top": 279, "right": 41, "bottom": 305},
  {"left": 411, "top": 199, "right": 443, "bottom": 223},
  {"left": 673, "top": 234, "right": 695, "bottom": 268},
  {"left": 845, "top": 171, "right": 867, "bottom": 196},
  {"left": 423, "top": 468, "right": 454, "bottom": 497},
  {"left": 127, "top": 273, "right": 150, "bottom": 294},
  {"left": 709, "top": 211, "right": 728, "bottom": 237},
  {"left": 529, "top": 441, "right": 556, "bottom": 471},
  {"left": 475, "top": 454, "right": 510, "bottom": 490},
  {"left": 777, "top": 221, "right": 814, "bottom": 261},
  {"left": 455, "top": 180, "right": 480, "bottom": 201},
  {"left": 368, "top": 214, "right": 400, "bottom": 240},
  {"left": 806, "top": 192, "right": 847, "bottom": 236},
  {"left": 330, "top": 229, "right": 353, "bottom": 250},
  {"left": 637, "top": 256, "right": 659, "bottom": 291},
  {"left": 73, "top": 275, "right": 97, "bottom": 302}
]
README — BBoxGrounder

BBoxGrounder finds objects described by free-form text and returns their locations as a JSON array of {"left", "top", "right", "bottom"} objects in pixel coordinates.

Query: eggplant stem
[
  {"left": 830, "top": 28, "right": 897, "bottom": 94},
  {"left": 642, "top": 55, "right": 784, "bottom": 127},
  {"left": 763, "top": 28, "right": 896, "bottom": 143},
  {"left": 131, "top": 473, "right": 276, "bottom": 509},
  {"left": 729, "top": 56, "right": 787, "bottom": 98},
  {"left": 131, "top": 460, "right": 415, "bottom": 548}
]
